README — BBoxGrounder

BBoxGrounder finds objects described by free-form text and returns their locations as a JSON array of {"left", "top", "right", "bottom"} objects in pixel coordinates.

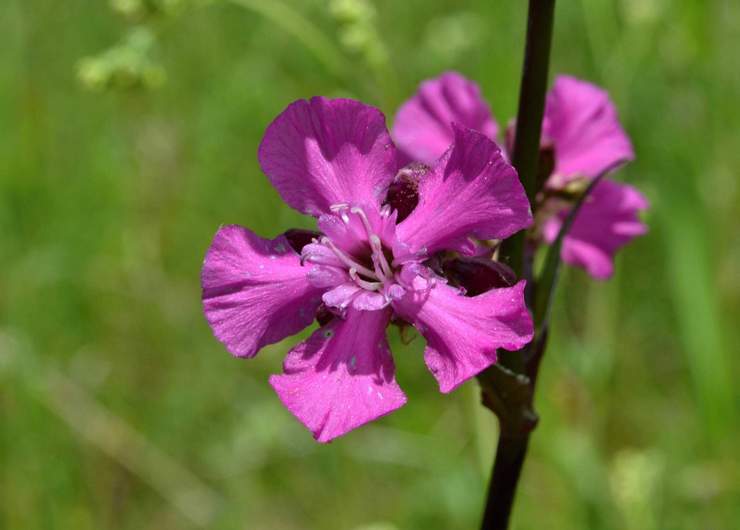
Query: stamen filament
[
  {"left": 350, "top": 206, "right": 393, "bottom": 281},
  {"left": 350, "top": 206, "right": 375, "bottom": 236},
  {"left": 370, "top": 235, "right": 393, "bottom": 279},
  {"left": 350, "top": 268, "right": 382, "bottom": 291},
  {"left": 321, "top": 237, "right": 379, "bottom": 280}
]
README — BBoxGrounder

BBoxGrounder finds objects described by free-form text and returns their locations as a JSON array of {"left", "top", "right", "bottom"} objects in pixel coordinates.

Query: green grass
[{"left": 1, "top": 1, "right": 738, "bottom": 528}]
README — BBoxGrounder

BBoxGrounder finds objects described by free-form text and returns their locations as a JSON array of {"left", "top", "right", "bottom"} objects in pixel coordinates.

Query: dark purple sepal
[
  {"left": 536, "top": 143, "right": 556, "bottom": 193},
  {"left": 315, "top": 303, "right": 334, "bottom": 327},
  {"left": 442, "top": 256, "right": 517, "bottom": 296},
  {"left": 284, "top": 228, "right": 321, "bottom": 253}
]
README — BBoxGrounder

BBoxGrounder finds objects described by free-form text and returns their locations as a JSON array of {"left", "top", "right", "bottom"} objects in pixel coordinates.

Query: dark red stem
[{"left": 479, "top": 1, "right": 556, "bottom": 529}]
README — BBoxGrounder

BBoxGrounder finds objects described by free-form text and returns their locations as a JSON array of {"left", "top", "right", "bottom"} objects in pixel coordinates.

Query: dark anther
[
  {"left": 284, "top": 228, "right": 321, "bottom": 253},
  {"left": 442, "top": 257, "right": 517, "bottom": 296},
  {"left": 384, "top": 163, "right": 429, "bottom": 222}
]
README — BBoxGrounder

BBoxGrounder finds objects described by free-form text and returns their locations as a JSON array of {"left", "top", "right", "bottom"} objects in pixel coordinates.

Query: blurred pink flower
[
  {"left": 202, "top": 97, "right": 533, "bottom": 442},
  {"left": 393, "top": 72, "right": 649, "bottom": 279}
]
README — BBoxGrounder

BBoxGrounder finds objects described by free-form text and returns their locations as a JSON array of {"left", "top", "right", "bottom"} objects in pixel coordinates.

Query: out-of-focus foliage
[
  {"left": 329, "top": 0, "right": 388, "bottom": 68},
  {"left": 111, "top": 0, "right": 197, "bottom": 20},
  {"left": 78, "top": 27, "right": 165, "bottom": 91},
  {"left": 1, "top": 0, "right": 738, "bottom": 529}
]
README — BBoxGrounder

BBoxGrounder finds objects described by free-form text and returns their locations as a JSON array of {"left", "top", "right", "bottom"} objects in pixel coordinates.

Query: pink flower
[
  {"left": 202, "top": 97, "right": 534, "bottom": 442},
  {"left": 393, "top": 72, "right": 649, "bottom": 280},
  {"left": 393, "top": 72, "right": 499, "bottom": 165}
]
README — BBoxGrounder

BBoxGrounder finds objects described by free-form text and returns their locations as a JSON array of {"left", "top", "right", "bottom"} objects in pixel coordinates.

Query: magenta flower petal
[
  {"left": 258, "top": 97, "right": 400, "bottom": 217},
  {"left": 392, "top": 281, "right": 533, "bottom": 393},
  {"left": 395, "top": 125, "right": 532, "bottom": 258},
  {"left": 543, "top": 180, "right": 649, "bottom": 279},
  {"left": 544, "top": 76, "right": 634, "bottom": 186},
  {"left": 393, "top": 71, "right": 499, "bottom": 164},
  {"left": 270, "top": 308, "right": 407, "bottom": 443},
  {"left": 201, "top": 225, "right": 323, "bottom": 358}
]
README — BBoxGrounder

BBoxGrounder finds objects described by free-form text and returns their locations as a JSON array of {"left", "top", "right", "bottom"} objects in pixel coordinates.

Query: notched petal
[
  {"left": 201, "top": 225, "right": 323, "bottom": 358},
  {"left": 258, "top": 97, "right": 400, "bottom": 216},
  {"left": 391, "top": 280, "right": 533, "bottom": 393},
  {"left": 270, "top": 308, "right": 406, "bottom": 443},
  {"left": 396, "top": 125, "right": 532, "bottom": 259}
]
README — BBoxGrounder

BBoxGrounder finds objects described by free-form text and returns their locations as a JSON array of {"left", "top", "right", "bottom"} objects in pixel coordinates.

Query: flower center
[{"left": 322, "top": 204, "right": 395, "bottom": 292}]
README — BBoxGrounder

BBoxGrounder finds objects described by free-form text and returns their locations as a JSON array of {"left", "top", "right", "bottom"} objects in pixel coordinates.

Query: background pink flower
[{"left": 393, "top": 72, "right": 649, "bottom": 280}]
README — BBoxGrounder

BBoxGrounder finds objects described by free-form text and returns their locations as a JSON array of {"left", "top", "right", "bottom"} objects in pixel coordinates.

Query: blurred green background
[{"left": 1, "top": 0, "right": 738, "bottom": 528}]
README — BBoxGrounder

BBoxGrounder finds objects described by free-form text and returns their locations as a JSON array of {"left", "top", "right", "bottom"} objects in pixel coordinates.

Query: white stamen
[
  {"left": 350, "top": 268, "right": 382, "bottom": 291},
  {"left": 370, "top": 235, "right": 393, "bottom": 279},
  {"left": 350, "top": 206, "right": 375, "bottom": 237},
  {"left": 330, "top": 203, "right": 352, "bottom": 224},
  {"left": 350, "top": 206, "right": 393, "bottom": 281},
  {"left": 329, "top": 203, "right": 350, "bottom": 212},
  {"left": 370, "top": 254, "right": 387, "bottom": 282},
  {"left": 322, "top": 237, "right": 379, "bottom": 280},
  {"left": 325, "top": 204, "right": 399, "bottom": 291}
]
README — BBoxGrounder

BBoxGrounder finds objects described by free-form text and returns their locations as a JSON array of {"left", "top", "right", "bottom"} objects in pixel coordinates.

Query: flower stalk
[{"left": 478, "top": 0, "right": 556, "bottom": 529}]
